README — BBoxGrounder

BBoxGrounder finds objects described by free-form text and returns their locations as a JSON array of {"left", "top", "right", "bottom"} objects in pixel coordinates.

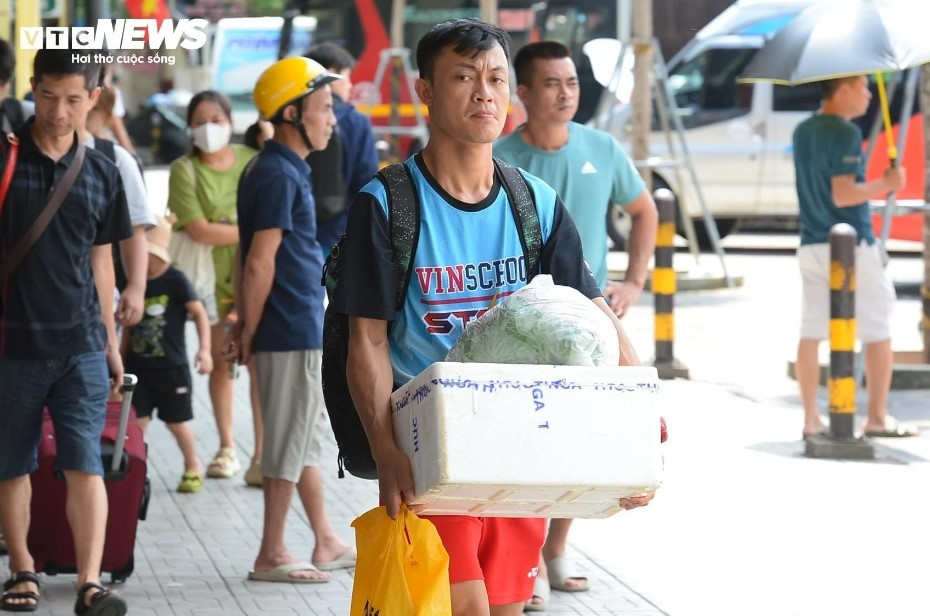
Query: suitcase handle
[{"left": 111, "top": 374, "right": 138, "bottom": 474}]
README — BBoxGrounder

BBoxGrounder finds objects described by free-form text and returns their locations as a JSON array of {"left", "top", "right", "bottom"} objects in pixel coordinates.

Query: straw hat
[{"left": 146, "top": 217, "right": 172, "bottom": 264}]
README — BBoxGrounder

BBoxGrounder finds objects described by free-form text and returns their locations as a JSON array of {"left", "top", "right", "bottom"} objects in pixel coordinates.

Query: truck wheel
[{"left": 606, "top": 202, "right": 631, "bottom": 251}]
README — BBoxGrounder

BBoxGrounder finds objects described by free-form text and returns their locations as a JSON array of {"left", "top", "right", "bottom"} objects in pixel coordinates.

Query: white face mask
[{"left": 192, "top": 122, "right": 231, "bottom": 153}]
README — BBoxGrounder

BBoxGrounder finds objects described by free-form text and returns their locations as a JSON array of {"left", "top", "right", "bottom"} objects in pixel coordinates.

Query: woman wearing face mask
[{"left": 167, "top": 90, "right": 263, "bottom": 485}]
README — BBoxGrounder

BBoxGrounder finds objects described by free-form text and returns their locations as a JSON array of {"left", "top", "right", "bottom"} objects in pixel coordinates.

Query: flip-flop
[
  {"left": 802, "top": 430, "right": 826, "bottom": 441},
  {"left": 248, "top": 562, "right": 329, "bottom": 584},
  {"left": 865, "top": 420, "right": 918, "bottom": 438},
  {"left": 523, "top": 575, "right": 550, "bottom": 612},
  {"left": 312, "top": 547, "right": 357, "bottom": 571},
  {"left": 546, "top": 556, "right": 589, "bottom": 593}
]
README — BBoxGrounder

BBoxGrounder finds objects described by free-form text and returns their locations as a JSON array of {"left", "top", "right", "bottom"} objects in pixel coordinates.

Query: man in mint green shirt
[
  {"left": 494, "top": 41, "right": 658, "bottom": 611},
  {"left": 494, "top": 41, "right": 657, "bottom": 320}
]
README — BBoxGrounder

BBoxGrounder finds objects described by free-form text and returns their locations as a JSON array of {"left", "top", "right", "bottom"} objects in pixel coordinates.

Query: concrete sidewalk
[{"left": 8, "top": 366, "right": 668, "bottom": 616}]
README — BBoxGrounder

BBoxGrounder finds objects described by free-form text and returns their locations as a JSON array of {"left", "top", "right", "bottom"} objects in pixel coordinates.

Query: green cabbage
[{"left": 446, "top": 275, "right": 619, "bottom": 366}]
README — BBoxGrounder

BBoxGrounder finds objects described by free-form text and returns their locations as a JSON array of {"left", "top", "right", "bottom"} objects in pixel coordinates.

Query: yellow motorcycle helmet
[{"left": 253, "top": 57, "right": 341, "bottom": 121}]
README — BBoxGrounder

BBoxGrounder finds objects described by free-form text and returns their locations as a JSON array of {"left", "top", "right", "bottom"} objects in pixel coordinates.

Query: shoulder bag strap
[
  {"left": 493, "top": 157, "right": 542, "bottom": 280},
  {"left": 0, "top": 141, "right": 86, "bottom": 286},
  {"left": 376, "top": 161, "right": 421, "bottom": 312},
  {"left": 0, "top": 132, "right": 19, "bottom": 218}
]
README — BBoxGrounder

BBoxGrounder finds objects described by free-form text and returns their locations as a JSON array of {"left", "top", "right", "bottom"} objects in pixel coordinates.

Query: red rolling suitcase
[{"left": 27, "top": 374, "right": 151, "bottom": 583}]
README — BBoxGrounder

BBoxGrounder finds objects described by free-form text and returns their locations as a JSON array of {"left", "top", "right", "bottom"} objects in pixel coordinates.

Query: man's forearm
[
  {"left": 347, "top": 321, "right": 397, "bottom": 459},
  {"left": 241, "top": 258, "right": 274, "bottom": 335},
  {"left": 625, "top": 209, "right": 658, "bottom": 288},
  {"left": 233, "top": 247, "right": 244, "bottom": 317},
  {"left": 593, "top": 297, "right": 641, "bottom": 366},
  {"left": 91, "top": 245, "right": 118, "bottom": 347},
  {"left": 120, "top": 227, "right": 148, "bottom": 294}
]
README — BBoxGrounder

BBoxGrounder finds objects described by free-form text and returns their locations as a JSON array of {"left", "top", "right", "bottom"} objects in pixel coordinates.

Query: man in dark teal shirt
[{"left": 793, "top": 75, "right": 913, "bottom": 439}]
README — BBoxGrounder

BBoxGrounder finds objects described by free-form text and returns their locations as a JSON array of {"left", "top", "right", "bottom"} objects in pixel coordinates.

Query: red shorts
[{"left": 423, "top": 515, "right": 546, "bottom": 605}]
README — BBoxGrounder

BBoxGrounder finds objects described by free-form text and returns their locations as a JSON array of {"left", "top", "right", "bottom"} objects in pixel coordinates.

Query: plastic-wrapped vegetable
[{"left": 446, "top": 275, "right": 619, "bottom": 366}]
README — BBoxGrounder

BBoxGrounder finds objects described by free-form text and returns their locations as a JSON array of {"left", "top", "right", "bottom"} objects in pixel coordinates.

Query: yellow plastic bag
[{"left": 350, "top": 505, "right": 452, "bottom": 616}]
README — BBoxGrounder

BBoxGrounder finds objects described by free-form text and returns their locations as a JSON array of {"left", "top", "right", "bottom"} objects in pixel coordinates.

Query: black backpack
[
  {"left": 307, "top": 124, "right": 347, "bottom": 222},
  {"left": 321, "top": 157, "right": 543, "bottom": 479},
  {"left": 0, "top": 98, "right": 25, "bottom": 134}
]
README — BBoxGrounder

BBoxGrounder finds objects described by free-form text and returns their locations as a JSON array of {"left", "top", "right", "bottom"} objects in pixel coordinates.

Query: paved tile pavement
[{"left": 4, "top": 361, "right": 667, "bottom": 615}]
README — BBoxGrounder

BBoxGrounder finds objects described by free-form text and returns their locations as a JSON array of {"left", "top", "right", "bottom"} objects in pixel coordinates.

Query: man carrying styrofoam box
[
  {"left": 390, "top": 275, "right": 662, "bottom": 517},
  {"left": 328, "top": 17, "right": 657, "bottom": 615}
]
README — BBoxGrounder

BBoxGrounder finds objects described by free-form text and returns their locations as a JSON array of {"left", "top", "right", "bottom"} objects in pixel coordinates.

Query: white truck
[{"left": 576, "top": 0, "right": 922, "bottom": 247}]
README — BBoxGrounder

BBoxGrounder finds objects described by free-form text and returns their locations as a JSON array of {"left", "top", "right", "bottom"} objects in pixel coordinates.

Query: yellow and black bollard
[
  {"left": 650, "top": 188, "right": 689, "bottom": 380},
  {"left": 806, "top": 223, "right": 874, "bottom": 458},
  {"left": 827, "top": 223, "right": 857, "bottom": 438}
]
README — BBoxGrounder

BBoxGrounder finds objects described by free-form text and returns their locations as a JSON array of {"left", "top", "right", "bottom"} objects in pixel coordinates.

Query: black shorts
[{"left": 133, "top": 365, "right": 193, "bottom": 424}]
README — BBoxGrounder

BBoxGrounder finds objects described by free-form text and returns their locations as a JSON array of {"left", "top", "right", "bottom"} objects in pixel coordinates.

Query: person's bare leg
[
  {"left": 0, "top": 476, "right": 38, "bottom": 609},
  {"left": 166, "top": 422, "right": 202, "bottom": 475},
  {"left": 248, "top": 360, "right": 263, "bottom": 461},
  {"left": 540, "top": 518, "right": 586, "bottom": 590},
  {"left": 63, "top": 470, "right": 110, "bottom": 607},
  {"left": 136, "top": 415, "right": 151, "bottom": 432},
  {"left": 451, "top": 580, "right": 491, "bottom": 616},
  {"left": 862, "top": 339, "right": 893, "bottom": 433},
  {"left": 253, "top": 477, "right": 328, "bottom": 581},
  {"left": 797, "top": 339, "right": 825, "bottom": 435},
  {"left": 542, "top": 518, "right": 571, "bottom": 561},
  {"left": 295, "top": 466, "right": 351, "bottom": 564},
  {"left": 489, "top": 603, "right": 526, "bottom": 616},
  {"left": 209, "top": 323, "right": 235, "bottom": 450}
]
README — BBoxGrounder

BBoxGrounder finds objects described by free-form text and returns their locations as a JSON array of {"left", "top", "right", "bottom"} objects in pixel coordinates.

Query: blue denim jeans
[{"left": 0, "top": 352, "right": 109, "bottom": 481}]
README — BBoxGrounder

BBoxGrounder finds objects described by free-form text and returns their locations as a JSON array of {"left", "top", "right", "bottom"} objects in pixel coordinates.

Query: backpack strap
[
  {"left": 493, "top": 157, "right": 542, "bottom": 280},
  {"left": 376, "top": 162, "right": 420, "bottom": 311},
  {"left": 94, "top": 137, "right": 117, "bottom": 165}
]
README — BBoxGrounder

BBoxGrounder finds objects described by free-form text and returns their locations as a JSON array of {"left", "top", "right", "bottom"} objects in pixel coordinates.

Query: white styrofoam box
[{"left": 390, "top": 362, "right": 662, "bottom": 518}]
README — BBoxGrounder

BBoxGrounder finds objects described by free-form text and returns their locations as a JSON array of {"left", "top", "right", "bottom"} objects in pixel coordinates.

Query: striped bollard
[
  {"left": 806, "top": 223, "right": 874, "bottom": 458},
  {"left": 650, "top": 188, "right": 689, "bottom": 380},
  {"left": 827, "top": 224, "right": 857, "bottom": 438}
]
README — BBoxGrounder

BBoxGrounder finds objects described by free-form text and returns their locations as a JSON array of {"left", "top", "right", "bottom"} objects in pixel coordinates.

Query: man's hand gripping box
[{"left": 390, "top": 362, "right": 662, "bottom": 518}]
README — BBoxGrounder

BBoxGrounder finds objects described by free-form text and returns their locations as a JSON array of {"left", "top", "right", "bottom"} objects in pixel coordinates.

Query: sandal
[
  {"left": 177, "top": 472, "right": 203, "bottom": 493},
  {"left": 1, "top": 572, "right": 39, "bottom": 613},
  {"left": 523, "top": 575, "right": 550, "bottom": 612},
  {"left": 546, "top": 556, "right": 589, "bottom": 592},
  {"left": 206, "top": 447, "right": 241, "bottom": 478},
  {"left": 73, "top": 582, "right": 126, "bottom": 616},
  {"left": 244, "top": 457, "right": 262, "bottom": 487}
]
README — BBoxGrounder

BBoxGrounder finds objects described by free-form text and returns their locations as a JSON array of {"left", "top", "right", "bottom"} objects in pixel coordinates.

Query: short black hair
[
  {"left": 513, "top": 41, "right": 571, "bottom": 86},
  {"left": 305, "top": 42, "right": 356, "bottom": 73},
  {"left": 416, "top": 18, "right": 511, "bottom": 80},
  {"left": 33, "top": 47, "right": 101, "bottom": 92},
  {"left": 821, "top": 76, "right": 862, "bottom": 100},
  {"left": 0, "top": 38, "right": 14, "bottom": 86},
  {"left": 243, "top": 121, "right": 263, "bottom": 150}
]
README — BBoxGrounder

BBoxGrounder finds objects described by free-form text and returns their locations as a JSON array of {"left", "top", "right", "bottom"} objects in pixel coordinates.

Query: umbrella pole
[
  {"left": 879, "top": 69, "right": 919, "bottom": 245},
  {"left": 876, "top": 72, "right": 898, "bottom": 164},
  {"left": 863, "top": 72, "right": 900, "bottom": 166}
]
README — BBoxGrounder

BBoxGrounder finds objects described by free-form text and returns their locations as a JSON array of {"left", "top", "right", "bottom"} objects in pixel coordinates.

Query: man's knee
[{"left": 61, "top": 470, "right": 105, "bottom": 486}]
